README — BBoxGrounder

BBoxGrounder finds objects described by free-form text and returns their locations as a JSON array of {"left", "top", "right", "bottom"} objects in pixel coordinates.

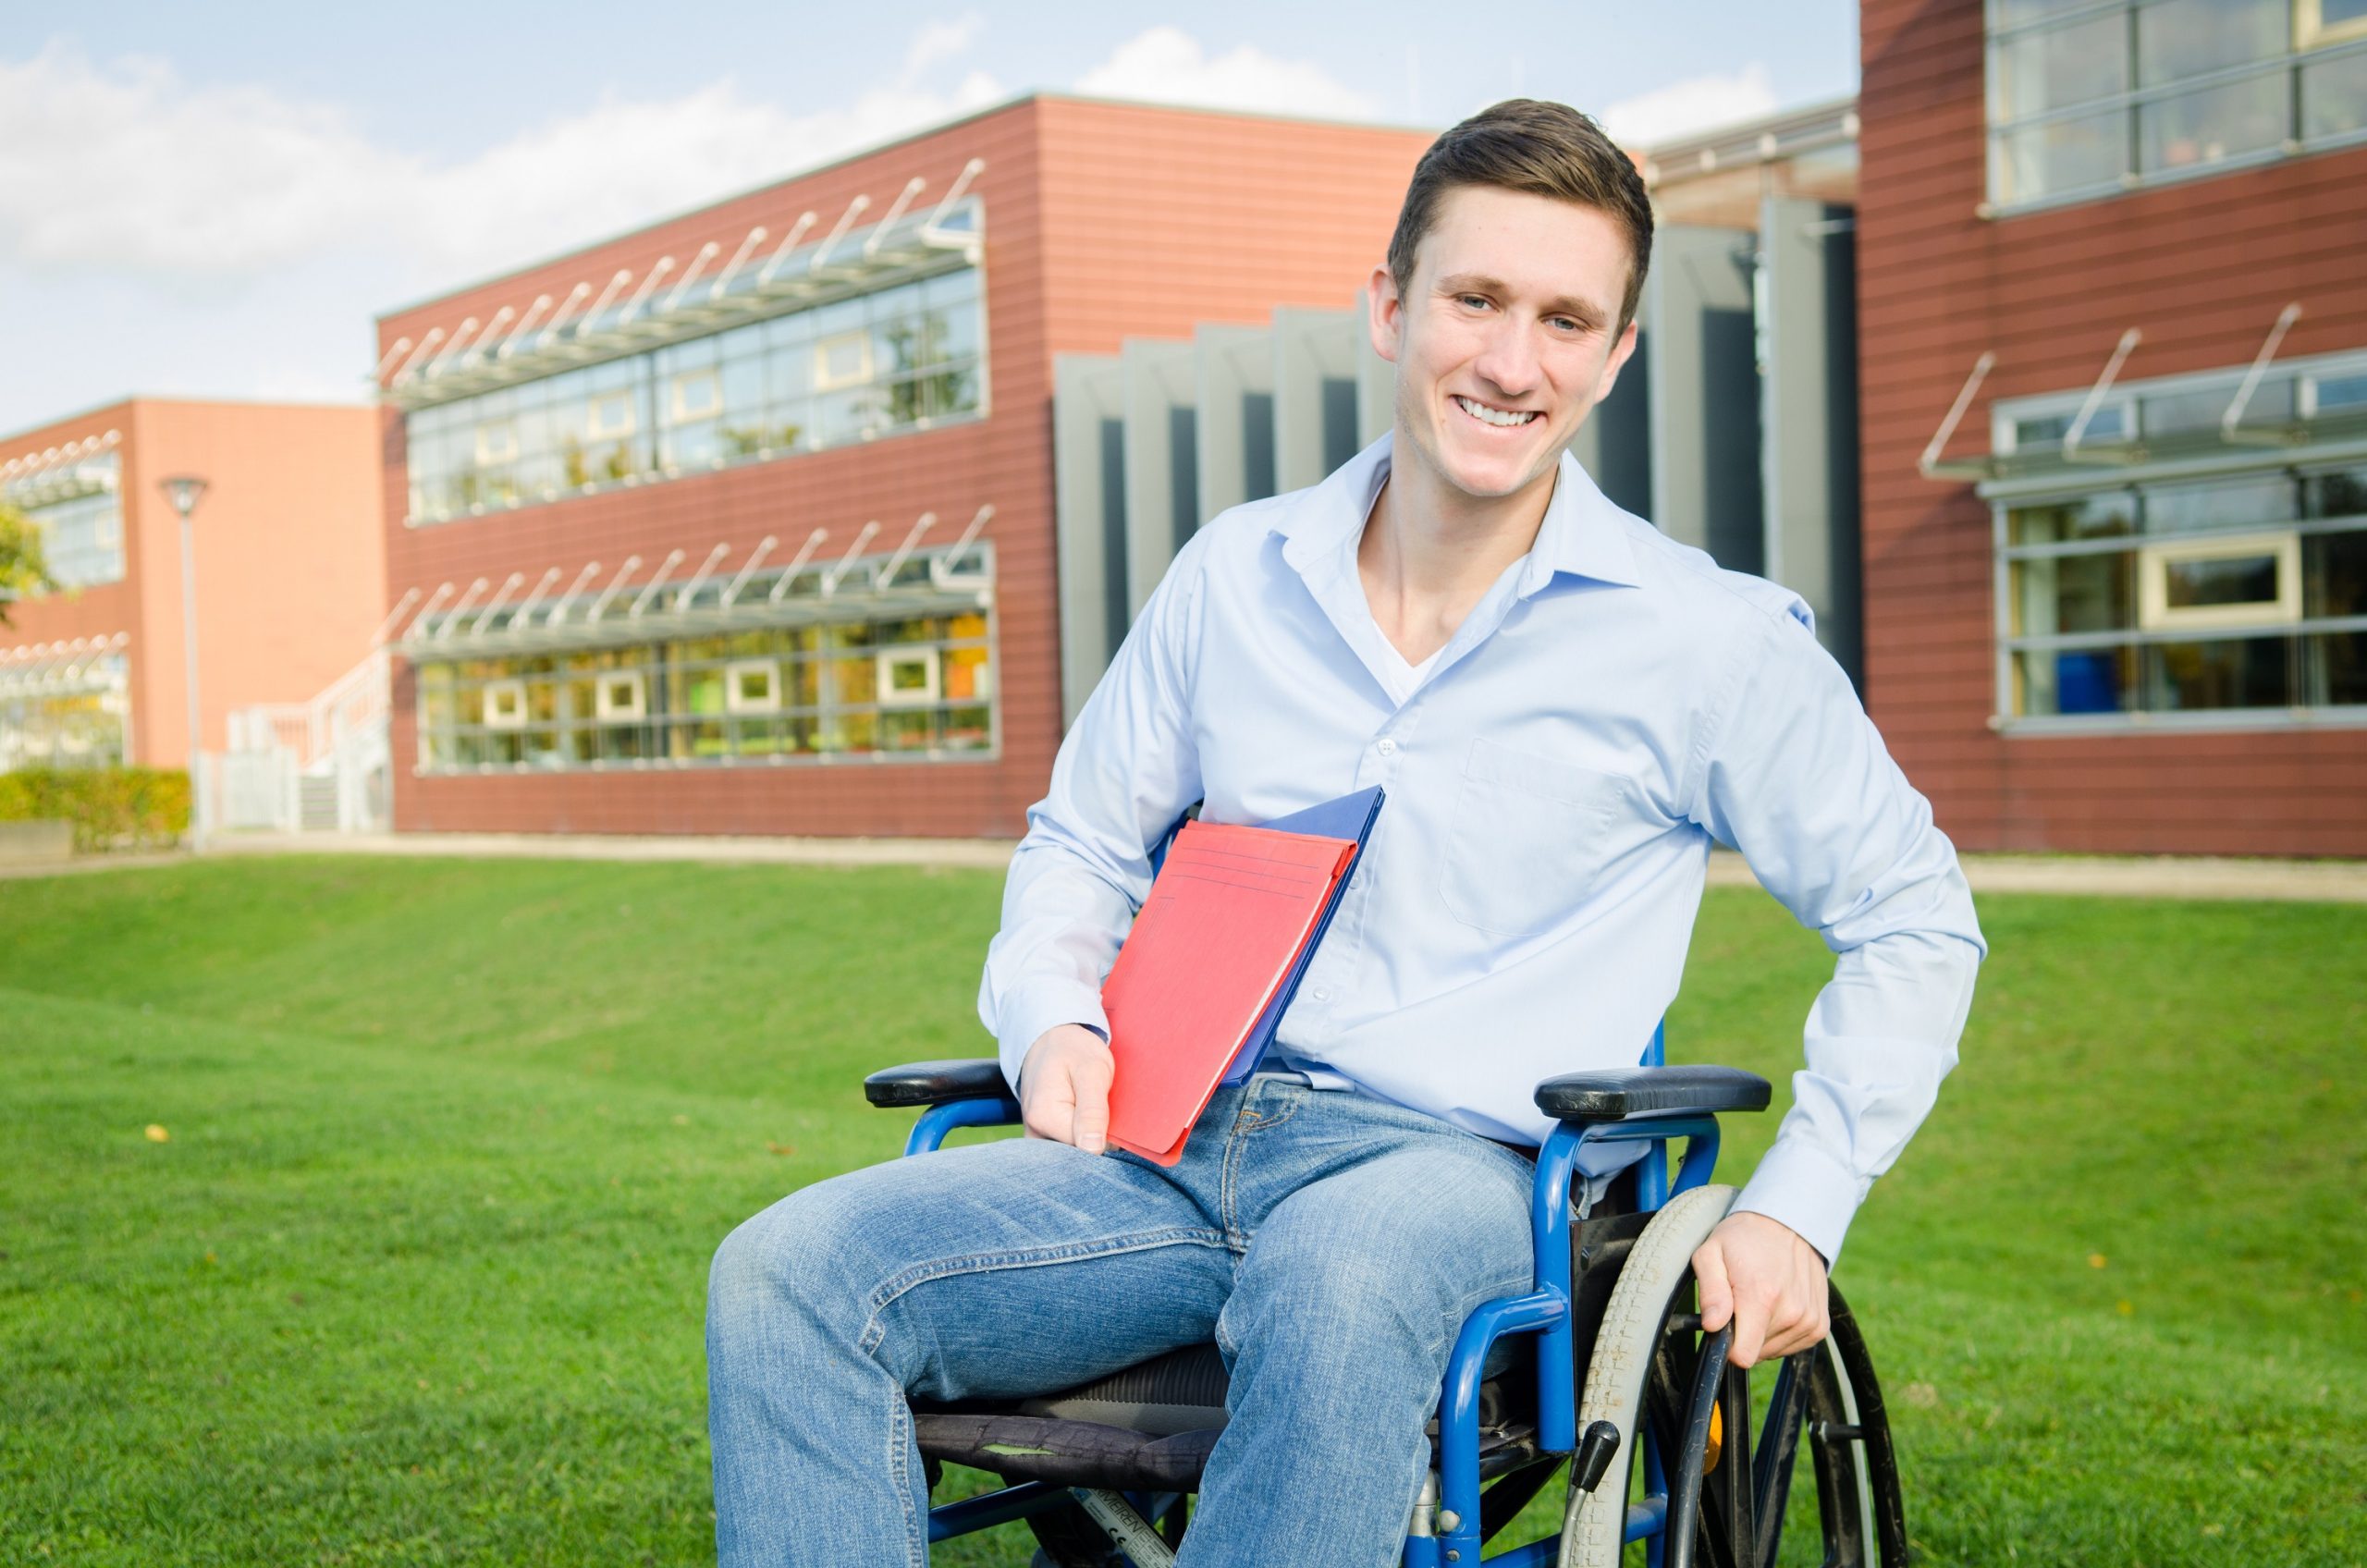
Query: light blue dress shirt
[{"left": 980, "top": 436, "right": 1985, "bottom": 1263}]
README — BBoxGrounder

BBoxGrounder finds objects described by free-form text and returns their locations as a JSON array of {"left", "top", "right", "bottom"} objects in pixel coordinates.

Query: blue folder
[{"left": 1147, "top": 786, "right": 1385, "bottom": 1086}]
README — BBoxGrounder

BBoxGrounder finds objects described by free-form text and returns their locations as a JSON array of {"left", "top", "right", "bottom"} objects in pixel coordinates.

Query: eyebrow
[{"left": 1435, "top": 273, "right": 1611, "bottom": 331}]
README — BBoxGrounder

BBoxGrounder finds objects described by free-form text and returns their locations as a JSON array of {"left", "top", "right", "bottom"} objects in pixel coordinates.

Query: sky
[{"left": 0, "top": 2, "right": 1859, "bottom": 436}]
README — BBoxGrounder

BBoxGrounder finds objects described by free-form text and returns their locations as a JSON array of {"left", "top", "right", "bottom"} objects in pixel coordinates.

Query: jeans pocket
[{"left": 1437, "top": 737, "right": 1626, "bottom": 937}]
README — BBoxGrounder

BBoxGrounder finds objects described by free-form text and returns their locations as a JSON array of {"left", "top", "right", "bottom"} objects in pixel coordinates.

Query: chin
[{"left": 1436, "top": 433, "right": 1553, "bottom": 499}]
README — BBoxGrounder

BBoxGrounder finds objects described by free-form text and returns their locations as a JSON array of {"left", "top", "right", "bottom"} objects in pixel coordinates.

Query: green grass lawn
[{"left": 2, "top": 855, "right": 2361, "bottom": 1566}]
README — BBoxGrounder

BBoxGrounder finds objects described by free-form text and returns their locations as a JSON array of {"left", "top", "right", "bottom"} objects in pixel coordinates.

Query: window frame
[
  {"left": 670, "top": 370, "right": 721, "bottom": 423},
  {"left": 875, "top": 648, "right": 941, "bottom": 706},
  {"left": 2299, "top": 0, "right": 2367, "bottom": 48},
  {"left": 724, "top": 657, "right": 780, "bottom": 714},
  {"left": 483, "top": 678, "right": 529, "bottom": 729},
  {"left": 595, "top": 670, "right": 647, "bottom": 722},
  {"left": 2136, "top": 529, "right": 2304, "bottom": 630}
]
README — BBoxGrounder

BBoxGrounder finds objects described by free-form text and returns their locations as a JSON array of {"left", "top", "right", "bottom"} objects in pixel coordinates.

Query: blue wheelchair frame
[{"left": 901, "top": 1024, "right": 1720, "bottom": 1567}]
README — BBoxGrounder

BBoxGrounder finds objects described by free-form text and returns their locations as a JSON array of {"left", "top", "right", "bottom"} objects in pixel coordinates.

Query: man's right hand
[{"left": 1018, "top": 1024, "right": 1115, "bottom": 1153}]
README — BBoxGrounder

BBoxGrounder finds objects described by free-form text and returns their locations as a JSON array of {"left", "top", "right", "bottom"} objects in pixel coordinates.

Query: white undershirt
[{"left": 1374, "top": 641, "right": 1442, "bottom": 705}]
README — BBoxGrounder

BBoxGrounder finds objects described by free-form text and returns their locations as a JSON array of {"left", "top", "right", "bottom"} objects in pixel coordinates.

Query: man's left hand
[{"left": 1690, "top": 1211, "right": 1829, "bottom": 1368}]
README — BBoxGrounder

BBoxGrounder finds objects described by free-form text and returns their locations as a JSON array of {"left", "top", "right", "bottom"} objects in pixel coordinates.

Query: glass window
[
  {"left": 2016, "top": 644, "right": 2142, "bottom": 716},
  {"left": 2010, "top": 491, "right": 2138, "bottom": 545},
  {"left": 2304, "top": 462, "right": 2367, "bottom": 518},
  {"left": 2014, "top": 550, "right": 2139, "bottom": 636},
  {"left": 1988, "top": 2, "right": 2367, "bottom": 206},
  {"left": 2152, "top": 635, "right": 2291, "bottom": 708},
  {"left": 400, "top": 263, "right": 984, "bottom": 522},
  {"left": 2137, "top": 0, "right": 2287, "bottom": 85},
  {"left": 814, "top": 329, "right": 873, "bottom": 391},
  {"left": 2138, "top": 70, "right": 2288, "bottom": 172},
  {"left": 670, "top": 371, "right": 719, "bottom": 422},
  {"left": 588, "top": 387, "right": 636, "bottom": 438},
  {"left": 1993, "top": 11, "right": 2130, "bottom": 118},
  {"left": 1993, "top": 109, "right": 2127, "bottom": 203},
  {"left": 2310, "top": 373, "right": 2367, "bottom": 415},
  {"left": 2002, "top": 461, "right": 2367, "bottom": 724},
  {"left": 2140, "top": 473, "right": 2295, "bottom": 532},
  {"left": 2304, "top": 529, "right": 2367, "bottom": 615}
]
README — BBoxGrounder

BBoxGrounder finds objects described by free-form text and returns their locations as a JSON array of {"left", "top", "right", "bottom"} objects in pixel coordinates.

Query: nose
[{"left": 1469, "top": 312, "right": 1543, "bottom": 399}]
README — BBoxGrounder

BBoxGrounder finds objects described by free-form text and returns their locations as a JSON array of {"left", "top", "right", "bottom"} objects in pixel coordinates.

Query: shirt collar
[{"left": 1273, "top": 435, "right": 1642, "bottom": 594}]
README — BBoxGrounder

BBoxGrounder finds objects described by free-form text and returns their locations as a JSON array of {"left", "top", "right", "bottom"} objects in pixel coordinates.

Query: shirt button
[
  {"left": 1311, "top": 988, "right": 1331, "bottom": 1001},
  {"left": 1377, "top": 739, "right": 1398, "bottom": 756}
]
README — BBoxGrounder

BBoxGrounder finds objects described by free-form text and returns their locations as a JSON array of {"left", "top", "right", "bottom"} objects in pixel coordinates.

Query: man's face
[{"left": 1370, "top": 184, "right": 1639, "bottom": 506}]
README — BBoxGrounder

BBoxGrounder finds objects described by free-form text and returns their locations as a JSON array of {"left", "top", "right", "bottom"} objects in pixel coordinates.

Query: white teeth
[{"left": 1454, "top": 395, "right": 1539, "bottom": 428}]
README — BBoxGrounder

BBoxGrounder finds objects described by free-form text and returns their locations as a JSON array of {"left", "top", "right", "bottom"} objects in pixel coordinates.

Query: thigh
[
  {"left": 717, "top": 1136, "right": 1235, "bottom": 1403},
  {"left": 1220, "top": 1130, "right": 1535, "bottom": 1363}
]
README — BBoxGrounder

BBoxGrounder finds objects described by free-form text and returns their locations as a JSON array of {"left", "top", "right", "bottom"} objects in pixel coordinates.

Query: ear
[
  {"left": 1366, "top": 263, "right": 1404, "bottom": 365},
  {"left": 1588, "top": 317, "right": 1640, "bottom": 405}
]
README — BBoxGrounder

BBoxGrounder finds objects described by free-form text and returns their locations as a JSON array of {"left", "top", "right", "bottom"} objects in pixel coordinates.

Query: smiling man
[{"left": 707, "top": 100, "right": 1985, "bottom": 1567}]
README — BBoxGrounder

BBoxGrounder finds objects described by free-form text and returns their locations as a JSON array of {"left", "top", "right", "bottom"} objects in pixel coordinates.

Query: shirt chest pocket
[{"left": 1438, "top": 738, "right": 1628, "bottom": 937}]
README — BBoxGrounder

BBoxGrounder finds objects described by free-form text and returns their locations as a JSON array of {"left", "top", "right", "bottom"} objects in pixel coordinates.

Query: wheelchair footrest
[{"left": 914, "top": 1412, "right": 1220, "bottom": 1491}]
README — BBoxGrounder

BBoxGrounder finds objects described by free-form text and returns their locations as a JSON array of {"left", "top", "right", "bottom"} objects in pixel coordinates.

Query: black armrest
[
  {"left": 865, "top": 1058, "right": 1021, "bottom": 1109},
  {"left": 1534, "top": 1065, "right": 1772, "bottom": 1125}
]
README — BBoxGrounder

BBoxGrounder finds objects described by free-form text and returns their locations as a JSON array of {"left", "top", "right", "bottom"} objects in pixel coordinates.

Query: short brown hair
[{"left": 1386, "top": 99, "right": 1654, "bottom": 333}]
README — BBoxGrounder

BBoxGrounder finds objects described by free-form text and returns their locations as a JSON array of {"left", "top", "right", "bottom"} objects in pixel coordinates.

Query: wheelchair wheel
[{"left": 1559, "top": 1185, "right": 1907, "bottom": 1568}]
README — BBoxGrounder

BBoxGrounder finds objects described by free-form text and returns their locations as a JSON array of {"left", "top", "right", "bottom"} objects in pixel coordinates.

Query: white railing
[
  {"left": 221, "top": 647, "right": 393, "bottom": 832},
  {"left": 226, "top": 647, "right": 389, "bottom": 770}
]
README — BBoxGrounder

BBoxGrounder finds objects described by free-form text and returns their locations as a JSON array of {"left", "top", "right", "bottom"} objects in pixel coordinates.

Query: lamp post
[{"left": 160, "top": 475, "right": 210, "bottom": 852}]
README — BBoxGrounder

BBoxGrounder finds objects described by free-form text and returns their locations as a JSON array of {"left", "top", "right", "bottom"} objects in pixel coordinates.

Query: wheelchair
[{"left": 860, "top": 1025, "right": 1907, "bottom": 1567}]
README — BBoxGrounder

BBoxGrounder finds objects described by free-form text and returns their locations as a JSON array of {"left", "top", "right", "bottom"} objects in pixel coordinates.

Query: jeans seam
[
  {"left": 859, "top": 1227, "right": 1231, "bottom": 1351},
  {"left": 889, "top": 1380, "right": 925, "bottom": 1568}
]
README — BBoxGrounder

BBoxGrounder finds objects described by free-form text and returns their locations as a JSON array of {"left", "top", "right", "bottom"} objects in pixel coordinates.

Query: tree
[{"left": 0, "top": 501, "right": 56, "bottom": 628}]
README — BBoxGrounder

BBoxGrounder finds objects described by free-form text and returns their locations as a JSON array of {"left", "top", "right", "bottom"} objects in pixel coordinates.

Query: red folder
[{"left": 1100, "top": 819, "right": 1357, "bottom": 1165}]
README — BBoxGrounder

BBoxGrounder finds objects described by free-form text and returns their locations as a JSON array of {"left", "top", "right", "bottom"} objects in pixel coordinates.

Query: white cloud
[
  {"left": 1073, "top": 26, "right": 1380, "bottom": 121},
  {"left": 1599, "top": 64, "right": 1779, "bottom": 149},
  {"left": 0, "top": 38, "right": 1005, "bottom": 290},
  {"left": 903, "top": 13, "right": 987, "bottom": 84}
]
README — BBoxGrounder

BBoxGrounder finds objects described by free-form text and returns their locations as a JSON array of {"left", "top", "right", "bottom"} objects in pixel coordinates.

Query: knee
[{"left": 707, "top": 1182, "right": 880, "bottom": 1346}]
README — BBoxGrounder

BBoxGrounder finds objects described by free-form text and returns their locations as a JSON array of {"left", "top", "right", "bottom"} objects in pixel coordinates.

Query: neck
[{"left": 1356, "top": 434, "right": 1558, "bottom": 662}]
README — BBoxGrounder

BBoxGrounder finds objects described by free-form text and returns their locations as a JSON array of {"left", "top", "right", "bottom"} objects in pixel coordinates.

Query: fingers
[
  {"left": 1727, "top": 1285, "right": 1770, "bottom": 1369},
  {"left": 1692, "top": 1238, "right": 1734, "bottom": 1333},
  {"left": 1069, "top": 1049, "right": 1113, "bottom": 1155},
  {"left": 1015, "top": 1027, "right": 1114, "bottom": 1153},
  {"left": 1758, "top": 1282, "right": 1832, "bottom": 1361},
  {"left": 1698, "top": 1214, "right": 1834, "bottom": 1368}
]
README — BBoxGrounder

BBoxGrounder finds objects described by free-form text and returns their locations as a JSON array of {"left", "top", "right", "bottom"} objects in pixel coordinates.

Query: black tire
[{"left": 1651, "top": 1281, "right": 1908, "bottom": 1568}]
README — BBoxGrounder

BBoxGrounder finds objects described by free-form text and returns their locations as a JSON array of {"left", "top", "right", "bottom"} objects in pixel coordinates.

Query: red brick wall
[
  {"left": 379, "top": 95, "right": 1431, "bottom": 839},
  {"left": 1858, "top": 0, "right": 2367, "bottom": 855}
]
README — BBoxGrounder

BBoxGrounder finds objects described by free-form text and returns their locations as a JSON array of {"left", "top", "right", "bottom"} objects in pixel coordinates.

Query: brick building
[
  {"left": 374, "top": 95, "right": 1431, "bottom": 838},
  {"left": 1860, "top": 0, "right": 2367, "bottom": 854},
  {"left": 0, "top": 399, "right": 385, "bottom": 775}
]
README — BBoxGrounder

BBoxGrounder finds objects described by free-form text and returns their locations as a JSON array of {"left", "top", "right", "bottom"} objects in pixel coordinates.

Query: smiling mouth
[{"left": 1452, "top": 394, "right": 1541, "bottom": 429}]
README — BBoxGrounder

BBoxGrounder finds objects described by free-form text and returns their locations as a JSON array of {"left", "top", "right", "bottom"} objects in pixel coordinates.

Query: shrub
[{"left": 0, "top": 766, "right": 190, "bottom": 851}]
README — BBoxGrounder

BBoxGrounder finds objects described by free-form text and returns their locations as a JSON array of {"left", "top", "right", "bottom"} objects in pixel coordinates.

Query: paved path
[{"left": 9, "top": 831, "right": 2364, "bottom": 901}]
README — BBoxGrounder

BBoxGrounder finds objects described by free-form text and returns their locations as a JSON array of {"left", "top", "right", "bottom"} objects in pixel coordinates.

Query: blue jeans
[{"left": 707, "top": 1074, "right": 1537, "bottom": 1566}]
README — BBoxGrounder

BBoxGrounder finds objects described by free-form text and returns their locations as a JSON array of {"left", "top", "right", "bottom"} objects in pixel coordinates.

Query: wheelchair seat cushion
[
  {"left": 1017, "top": 1341, "right": 1231, "bottom": 1435},
  {"left": 911, "top": 1341, "right": 1536, "bottom": 1491}
]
